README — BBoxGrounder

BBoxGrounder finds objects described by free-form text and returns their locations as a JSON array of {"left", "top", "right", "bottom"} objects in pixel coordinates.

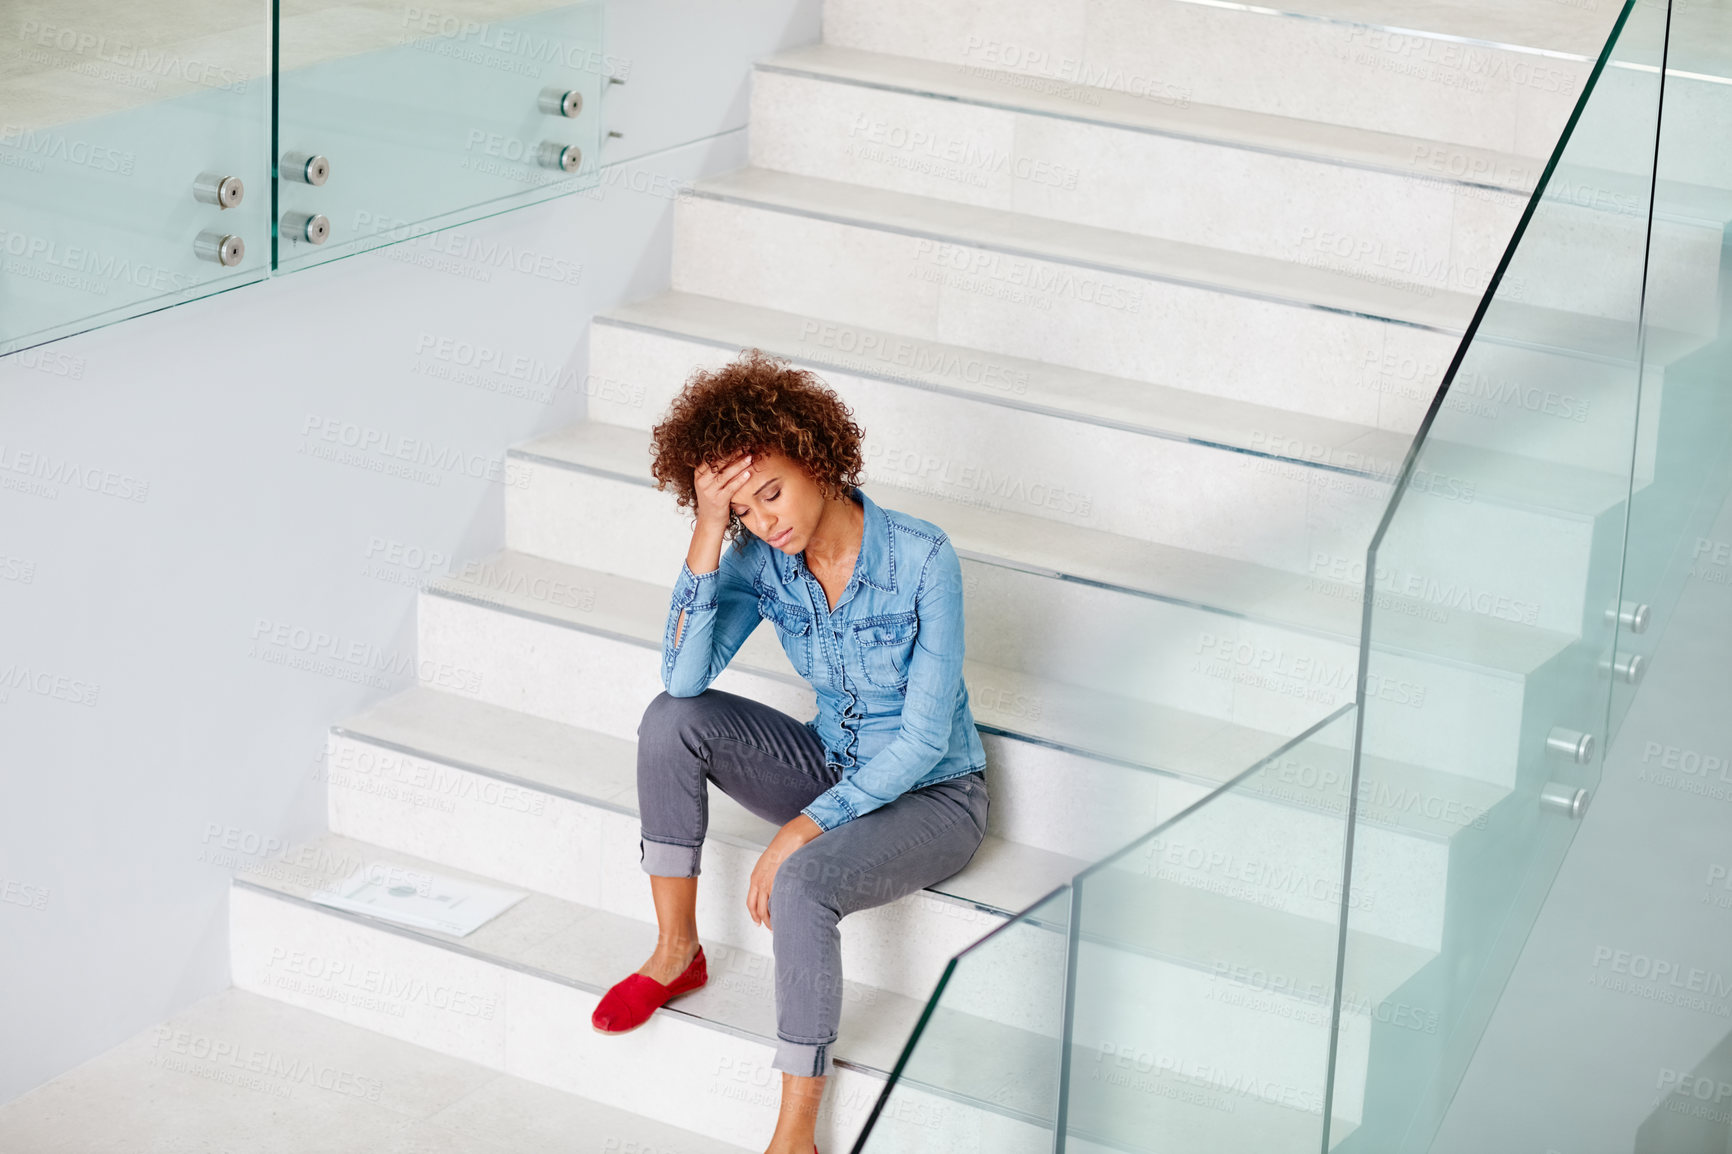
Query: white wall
[{"left": 0, "top": 0, "right": 819, "bottom": 1104}]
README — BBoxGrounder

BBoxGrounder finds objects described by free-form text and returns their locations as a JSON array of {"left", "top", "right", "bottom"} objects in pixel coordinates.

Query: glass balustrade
[
  {"left": 854, "top": 707, "right": 1360, "bottom": 1153},
  {"left": 274, "top": 0, "right": 607, "bottom": 270},
  {"left": 0, "top": 1, "right": 271, "bottom": 354},
  {"left": 2, "top": 1, "right": 1717, "bottom": 1149},
  {"left": 850, "top": 2, "right": 1679, "bottom": 1151},
  {"left": 1331, "top": 1, "right": 1671, "bottom": 1147},
  {"left": 0, "top": 1, "right": 609, "bottom": 352}
]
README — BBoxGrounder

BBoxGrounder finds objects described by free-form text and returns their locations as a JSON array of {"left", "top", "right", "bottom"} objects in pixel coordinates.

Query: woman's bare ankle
[
  {"left": 636, "top": 930, "right": 700, "bottom": 983},
  {"left": 764, "top": 1072, "right": 824, "bottom": 1153}
]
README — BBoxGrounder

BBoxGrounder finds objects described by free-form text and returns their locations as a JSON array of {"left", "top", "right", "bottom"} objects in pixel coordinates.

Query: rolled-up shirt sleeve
[
  {"left": 663, "top": 541, "right": 763, "bottom": 697},
  {"left": 801, "top": 536, "right": 966, "bottom": 832}
]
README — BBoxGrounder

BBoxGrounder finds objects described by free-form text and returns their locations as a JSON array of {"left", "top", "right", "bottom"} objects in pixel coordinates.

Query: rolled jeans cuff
[
  {"left": 773, "top": 1036, "right": 832, "bottom": 1078},
  {"left": 639, "top": 834, "right": 702, "bottom": 877}
]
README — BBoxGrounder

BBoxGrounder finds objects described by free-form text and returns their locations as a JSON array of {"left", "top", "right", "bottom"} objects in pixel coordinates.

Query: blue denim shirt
[{"left": 660, "top": 485, "right": 988, "bottom": 832}]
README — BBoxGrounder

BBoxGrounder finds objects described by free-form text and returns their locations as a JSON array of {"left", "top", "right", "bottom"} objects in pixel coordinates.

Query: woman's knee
[
  {"left": 771, "top": 848, "right": 847, "bottom": 923},
  {"left": 638, "top": 688, "right": 713, "bottom": 739}
]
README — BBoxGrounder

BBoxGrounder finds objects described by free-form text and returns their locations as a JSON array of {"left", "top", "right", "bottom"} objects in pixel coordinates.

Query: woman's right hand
[{"left": 693, "top": 451, "right": 755, "bottom": 531}]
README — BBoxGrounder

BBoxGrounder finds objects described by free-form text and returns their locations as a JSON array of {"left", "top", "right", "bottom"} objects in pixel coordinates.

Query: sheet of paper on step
[{"left": 308, "top": 859, "right": 527, "bottom": 937}]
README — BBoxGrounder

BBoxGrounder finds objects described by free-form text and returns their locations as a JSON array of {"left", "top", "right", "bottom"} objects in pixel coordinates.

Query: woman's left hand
[{"left": 748, "top": 813, "right": 822, "bottom": 930}]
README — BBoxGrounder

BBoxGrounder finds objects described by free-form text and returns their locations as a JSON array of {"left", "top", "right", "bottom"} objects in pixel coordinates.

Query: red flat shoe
[{"left": 591, "top": 947, "right": 708, "bottom": 1034}]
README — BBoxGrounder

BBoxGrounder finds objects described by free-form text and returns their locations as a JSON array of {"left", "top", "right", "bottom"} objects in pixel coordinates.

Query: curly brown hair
[{"left": 648, "top": 348, "right": 865, "bottom": 550}]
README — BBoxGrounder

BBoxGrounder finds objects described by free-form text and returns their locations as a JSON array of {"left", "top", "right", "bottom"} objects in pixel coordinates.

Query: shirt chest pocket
[
  {"left": 851, "top": 611, "right": 918, "bottom": 690},
  {"left": 758, "top": 592, "right": 813, "bottom": 677}
]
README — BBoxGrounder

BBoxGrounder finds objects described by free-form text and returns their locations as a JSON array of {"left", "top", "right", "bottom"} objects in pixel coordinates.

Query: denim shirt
[{"left": 660, "top": 485, "right": 988, "bottom": 832}]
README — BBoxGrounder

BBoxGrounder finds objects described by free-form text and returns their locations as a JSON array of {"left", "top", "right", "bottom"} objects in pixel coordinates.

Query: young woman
[{"left": 589, "top": 349, "right": 990, "bottom": 1154}]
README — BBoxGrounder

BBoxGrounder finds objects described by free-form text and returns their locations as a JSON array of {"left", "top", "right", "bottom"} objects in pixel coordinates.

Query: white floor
[{"left": 0, "top": 987, "right": 753, "bottom": 1154}]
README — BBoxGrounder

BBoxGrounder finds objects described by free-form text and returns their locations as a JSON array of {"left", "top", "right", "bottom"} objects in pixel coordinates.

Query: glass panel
[
  {"left": 1333, "top": 1, "right": 1669, "bottom": 1148},
  {"left": 857, "top": 709, "right": 1361, "bottom": 1153},
  {"left": 854, "top": 885, "right": 1071, "bottom": 1153},
  {"left": 1063, "top": 707, "right": 1359, "bottom": 1152},
  {"left": 1598, "top": 0, "right": 1732, "bottom": 746},
  {"left": 1417, "top": 2, "right": 1732, "bottom": 1149},
  {"left": 0, "top": 1, "right": 271, "bottom": 353},
  {"left": 274, "top": 0, "right": 607, "bottom": 271}
]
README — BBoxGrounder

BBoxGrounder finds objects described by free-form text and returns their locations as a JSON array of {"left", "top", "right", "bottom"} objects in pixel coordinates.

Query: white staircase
[{"left": 3, "top": 2, "right": 1713, "bottom": 1151}]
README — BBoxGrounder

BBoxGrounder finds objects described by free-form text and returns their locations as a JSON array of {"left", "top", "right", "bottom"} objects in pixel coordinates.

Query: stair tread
[
  {"left": 334, "top": 682, "right": 1447, "bottom": 991},
  {"left": 236, "top": 825, "right": 1427, "bottom": 1115},
  {"left": 605, "top": 289, "right": 1415, "bottom": 472},
  {"left": 422, "top": 551, "right": 1511, "bottom": 844},
  {"left": 237, "top": 830, "right": 932, "bottom": 1076},
  {"left": 760, "top": 42, "right": 1539, "bottom": 192},
  {"left": 601, "top": 289, "right": 1639, "bottom": 518},
  {"left": 1179, "top": 0, "right": 1618, "bottom": 57},
  {"left": 511, "top": 419, "right": 1572, "bottom": 678},
  {"left": 687, "top": 165, "right": 1712, "bottom": 371},
  {"left": 335, "top": 683, "right": 1084, "bottom": 917},
  {"left": 690, "top": 164, "right": 1480, "bottom": 334},
  {"left": 0, "top": 986, "right": 754, "bottom": 1154}
]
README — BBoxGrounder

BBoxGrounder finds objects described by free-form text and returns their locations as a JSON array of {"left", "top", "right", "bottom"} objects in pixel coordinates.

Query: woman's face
[{"left": 726, "top": 448, "right": 828, "bottom": 553}]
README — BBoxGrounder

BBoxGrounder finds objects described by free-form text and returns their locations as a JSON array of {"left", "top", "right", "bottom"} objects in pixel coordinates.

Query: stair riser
[
  {"left": 325, "top": 721, "right": 1450, "bottom": 965},
  {"left": 584, "top": 323, "right": 1601, "bottom": 634},
  {"left": 1430, "top": 345, "right": 1659, "bottom": 484},
  {"left": 749, "top": 67, "right": 1525, "bottom": 300},
  {"left": 500, "top": 460, "right": 1531, "bottom": 787},
  {"left": 748, "top": 66, "right": 1725, "bottom": 336},
  {"left": 590, "top": 319, "right": 1382, "bottom": 576},
  {"left": 1508, "top": 185, "right": 1722, "bottom": 338},
  {"left": 229, "top": 887, "right": 1003, "bottom": 1153},
  {"left": 322, "top": 732, "right": 1010, "bottom": 1010},
  {"left": 233, "top": 868, "right": 1379, "bottom": 1130},
  {"left": 671, "top": 191, "right": 1454, "bottom": 432},
  {"left": 592, "top": 296, "right": 1660, "bottom": 494},
  {"left": 994, "top": 732, "right": 1473, "bottom": 957},
  {"left": 1070, "top": 939, "right": 1370, "bottom": 1127},
  {"left": 414, "top": 588, "right": 1476, "bottom": 952},
  {"left": 821, "top": 0, "right": 1587, "bottom": 156}
]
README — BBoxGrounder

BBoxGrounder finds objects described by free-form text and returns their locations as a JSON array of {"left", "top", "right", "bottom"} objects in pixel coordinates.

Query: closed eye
[{"left": 732, "top": 487, "right": 780, "bottom": 517}]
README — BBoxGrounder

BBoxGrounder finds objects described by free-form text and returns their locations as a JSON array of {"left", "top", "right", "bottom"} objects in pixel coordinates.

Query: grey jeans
[{"left": 635, "top": 687, "right": 990, "bottom": 1078}]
